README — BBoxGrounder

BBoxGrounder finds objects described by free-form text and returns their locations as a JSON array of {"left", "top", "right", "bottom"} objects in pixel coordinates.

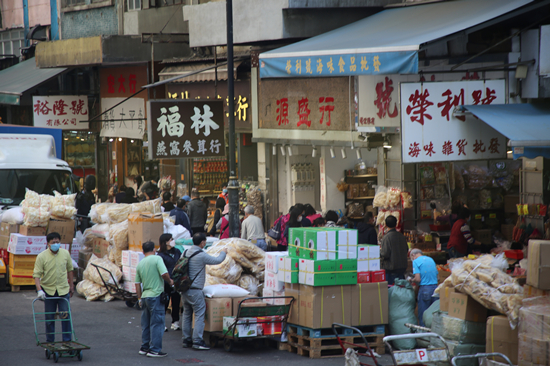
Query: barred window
[{"left": 0, "top": 29, "right": 24, "bottom": 59}]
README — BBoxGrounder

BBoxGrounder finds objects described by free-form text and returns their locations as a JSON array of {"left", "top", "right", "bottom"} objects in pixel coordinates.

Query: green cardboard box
[
  {"left": 335, "top": 259, "right": 358, "bottom": 272},
  {"left": 335, "top": 272, "right": 358, "bottom": 285},
  {"left": 302, "top": 229, "right": 336, "bottom": 260},
  {"left": 288, "top": 228, "right": 306, "bottom": 258}
]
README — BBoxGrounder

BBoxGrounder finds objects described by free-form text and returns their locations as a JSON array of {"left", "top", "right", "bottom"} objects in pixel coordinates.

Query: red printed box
[
  {"left": 358, "top": 271, "right": 371, "bottom": 283},
  {"left": 371, "top": 270, "right": 386, "bottom": 283}
]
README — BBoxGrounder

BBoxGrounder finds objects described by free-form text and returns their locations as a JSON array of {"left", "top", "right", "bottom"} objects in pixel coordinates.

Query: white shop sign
[
  {"left": 100, "top": 97, "right": 146, "bottom": 140},
  {"left": 400, "top": 80, "right": 507, "bottom": 163},
  {"left": 33, "top": 96, "right": 89, "bottom": 130}
]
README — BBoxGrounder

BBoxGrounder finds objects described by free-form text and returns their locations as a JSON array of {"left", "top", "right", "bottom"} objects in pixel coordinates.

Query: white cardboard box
[
  {"left": 357, "top": 259, "right": 369, "bottom": 272},
  {"left": 70, "top": 240, "right": 81, "bottom": 262},
  {"left": 7, "top": 233, "right": 48, "bottom": 255},
  {"left": 121, "top": 250, "right": 131, "bottom": 267},
  {"left": 263, "top": 289, "right": 286, "bottom": 305},
  {"left": 122, "top": 265, "right": 132, "bottom": 282},
  {"left": 368, "top": 245, "right": 380, "bottom": 259},
  {"left": 369, "top": 259, "right": 381, "bottom": 271},
  {"left": 265, "top": 251, "right": 287, "bottom": 274},
  {"left": 130, "top": 251, "right": 145, "bottom": 268},
  {"left": 298, "top": 259, "right": 307, "bottom": 284},
  {"left": 123, "top": 281, "right": 137, "bottom": 293},
  {"left": 277, "top": 256, "right": 286, "bottom": 282},
  {"left": 264, "top": 270, "right": 285, "bottom": 292}
]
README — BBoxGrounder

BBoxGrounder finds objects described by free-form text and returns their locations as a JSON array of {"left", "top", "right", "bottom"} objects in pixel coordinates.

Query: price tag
[
  {"left": 475, "top": 214, "right": 482, "bottom": 220},
  {"left": 489, "top": 213, "right": 497, "bottom": 219},
  {"left": 425, "top": 234, "right": 433, "bottom": 242}
]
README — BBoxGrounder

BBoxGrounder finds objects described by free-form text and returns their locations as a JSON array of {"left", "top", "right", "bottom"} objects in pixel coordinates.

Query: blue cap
[{"left": 182, "top": 195, "right": 192, "bottom": 202}]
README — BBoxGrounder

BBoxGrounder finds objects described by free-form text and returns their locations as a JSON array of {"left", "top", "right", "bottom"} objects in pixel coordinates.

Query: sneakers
[
  {"left": 182, "top": 338, "right": 193, "bottom": 348},
  {"left": 138, "top": 347, "right": 150, "bottom": 355},
  {"left": 147, "top": 351, "right": 168, "bottom": 358},
  {"left": 171, "top": 322, "right": 180, "bottom": 330},
  {"left": 165, "top": 326, "right": 168, "bottom": 332},
  {"left": 192, "top": 341, "right": 210, "bottom": 350}
]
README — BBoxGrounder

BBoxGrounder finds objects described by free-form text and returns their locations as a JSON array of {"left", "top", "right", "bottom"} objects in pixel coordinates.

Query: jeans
[
  {"left": 164, "top": 284, "right": 181, "bottom": 323},
  {"left": 417, "top": 284, "right": 438, "bottom": 327},
  {"left": 44, "top": 292, "right": 72, "bottom": 343},
  {"left": 386, "top": 271, "right": 405, "bottom": 286},
  {"left": 254, "top": 239, "right": 267, "bottom": 251},
  {"left": 182, "top": 289, "right": 206, "bottom": 344},
  {"left": 448, "top": 247, "right": 466, "bottom": 259},
  {"left": 141, "top": 296, "right": 165, "bottom": 353}
]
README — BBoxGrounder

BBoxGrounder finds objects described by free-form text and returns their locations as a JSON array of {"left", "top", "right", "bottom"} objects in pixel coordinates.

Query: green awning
[{"left": 0, "top": 58, "right": 67, "bottom": 105}]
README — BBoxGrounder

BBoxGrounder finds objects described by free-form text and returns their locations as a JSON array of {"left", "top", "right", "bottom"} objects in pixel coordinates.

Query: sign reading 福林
[
  {"left": 400, "top": 80, "right": 507, "bottom": 163},
  {"left": 147, "top": 100, "right": 225, "bottom": 159}
]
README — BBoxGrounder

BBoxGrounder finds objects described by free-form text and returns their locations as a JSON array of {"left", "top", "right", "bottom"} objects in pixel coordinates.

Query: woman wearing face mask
[
  {"left": 157, "top": 233, "right": 182, "bottom": 331},
  {"left": 218, "top": 185, "right": 229, "bottom": 204}
]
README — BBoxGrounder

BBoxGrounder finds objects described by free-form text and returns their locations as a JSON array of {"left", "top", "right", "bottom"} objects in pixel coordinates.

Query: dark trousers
[
  {"left": 191, "top": 227, "right": 205, "bottom": 235},
  {"left": 44, "top": 291, "right": 72, "bottom": 343},
  {"left": 386, "top": 270, "right": 405, "bottom": 285},
  {"left": 164, "top": 284, "right": 181, "bottom": 323}
]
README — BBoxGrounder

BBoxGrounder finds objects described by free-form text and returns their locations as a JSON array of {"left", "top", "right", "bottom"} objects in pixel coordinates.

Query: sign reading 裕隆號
[
  {"left": 147, "top": 100, "right": 225, "bottom": 159},
  {"left": 33, "top": 96, "right": 89, "bottom": 130}
]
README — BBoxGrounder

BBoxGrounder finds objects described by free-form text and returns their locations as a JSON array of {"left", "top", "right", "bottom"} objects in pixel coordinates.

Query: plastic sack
[
  {"left": 1, "top": 206, "right": 24, "bottom": 224},
  {"left": 106, "top": 204, "right": 132, "bottom": 224},
  {"left": 238, "top": 274, "right": 260, "bottom": 296},
  {"left": 23, "top": 207, "right": 50, "bottom": 227},
  {"left": 131, "top": 198, "right": 162, "bottom": 214},
  {"left": 376, "top": 210, "right": 386, "bottom": 226},
  {"left": 89, "top": 203, "right": 115, "bottom": 224},
  {"left": 205, "top": 242, "right": 243, "bottom": 283},
  {"left": 401, "top": 191, "right": 413, "bottom": 209},
  {"left": 386, "top": 187, "right": 402, "bottom": 208},
  {"left": 205, "top": 275, "right": 227, "bottom": 287},
  {"left": 431, "top": 311, "right": 486, "bottom": 344},
  {"left": 76, "top": 279, "right": 108, "bottom": 301},
  {"left": 51, "top": 205, "right": 77, "bottom": 219},
  {"left": 388, "top": 279, "right": 417, "bottom": 350},
  {"left": 109, "top": 220, "right": 128, "bottom": 250},
  {"left": 53, "top": 191, "right": 77, "bottom": 207},
  {"left": 202, "top": 284, "right": 250, "bottom": 298},
  {"left": 167, "top": 223, "right": 191, "bottom": 241},
  {"left": 89, "top": 223, "right": 111, "bottom": 241},
  {"left": 372, "top": 186, "right": 387, "bottom": 208},
  {"left": 108, "top": 244, "right": 123, "bottom": 267},
  {"left": 422, "top": 300, "right": 440, "bottom": 329},
  {"left": 83, "top": 254, "right": 122, "bottom": 286},
  {"left": 22, "top": 190, "right": 52, "bottom": 212},
  {"left": 491, "top": 252, "right": 508, "bottom": 272}
]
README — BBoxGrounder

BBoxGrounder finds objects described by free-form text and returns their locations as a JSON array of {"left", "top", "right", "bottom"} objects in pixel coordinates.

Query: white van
[{"left": 0, "top": 134, "right": 76, "bottom": 210}]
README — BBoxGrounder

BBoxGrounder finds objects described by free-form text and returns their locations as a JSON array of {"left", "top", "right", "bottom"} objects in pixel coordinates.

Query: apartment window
[
  {"left": 63, "top": 0, "right": 86, "bottom": 5},
  {"left": 127, "top": 0, "right": 141, "bottom": 10},
  {"left": 0, "top": 29, "right": 24, "bottom": 59}
]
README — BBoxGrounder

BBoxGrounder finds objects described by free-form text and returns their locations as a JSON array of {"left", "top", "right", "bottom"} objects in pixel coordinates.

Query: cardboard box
[
  {"left": 519, "top": 335, "right": 550, "bottom": 365},
  {"left": 300, "top": 259, "right": 336, "bottom": 286},
  {"left": 351, "top": 282, "right": 389, "bottom": 325},
  {"left": 449, "top": 292, "right": 488, "bottom": 322},
  {"left": 0, "top": 235, "right": 9, "bottom": 249},
  {"left": 257, "top": 315, "right": 284, "bottom": 335},
  {"left": 19, "top": 225, "right": 47, "bottom": 237},
  {"left": 92, "top": 237, "right": 109, "bottom": 258},
  {"left": 0, "top": 222, "right": 19, "bottom": 236},
  {"left": 123, "top": 281, "right": 137, "bottom": 293},
  {"left": 523, "top": 284, "right": 550, "bottom": 299},
  {"left": 8, "top": 253, "right": 37, "bottom": 269},
  {"left": 70, "top": 240, "right": 81, "bottom": 262},
  {"left": 78, "top": 249, "right": 93, "bottom": 269},
  {"left": 280, "top": 256, "right": 299, "bottom": 283},
  {"left": 47, "top": 217, "right": 75, "bottom": 244},
  {"left": 438, "top": 270, "right": 452, "bottom": 284},
  {"left": 358, "top": 271, "right": 371, "bottom": 283},
  {"left": 122, "top": 265, "right": 133, "bottom": 282},
  {"left": 284, "top": 283, "right": 300, "bottom": 324},
  {"left": 472, "top": 229, "right": 492, "bottom": 245},
  {"left": 223, "top": 316, "right": 258, "bottom": 337},
  {"left": 439, "top": 287, "right": 455, "bottom": 312},
  {"left": 7, "top": 234, "right": 48, "bottom": 255},
  {"left": 299, "top": 284, "right": 353, "bottom": 328},
  {"left": 232, "top": 296, "right": 260, "bottom": 313},
  {"left": 335, "top": 272, "right": 357, "bottom": 285},
  {"left": 368, "top": 259, "right": 380, "bottom": 271},
  {"left": 335, "top": 229, "right": 358, "bottom": 259},
  {"left": 121, "top": 250, "right": 131, "bottom": 267},
  {"left": 371, "top": 270, "right": 386, "bottom": 283},
  {"left": 264, "top": 270, "right": 285, "bottom": 291},
  {"left": 527, "top": 240, "right": 550, "bottom": 290},
  {"left": 265, "top": 251, "right": 287, "bottom": 273},
  {"left": 486, "top": 315, "right": 518, "bottom": 364},
  {"left": 130, "top": 251, "right": 145, "bottom": 268},
  {"left": 203, "top": 297, "right": 232, "bottom": 332},
  {"left": 262, "top": 289, "right": 287, "bottom": 305},
  {"left": 288, "top": 227, "right": 306, "bottom": 258},
  {"left": 128, "top": 213, "right": 163, "bottom": 251},
  {"left": 504, "top": 195, "right": 520, "bottom": 213},
  {"left": 277, "top": 257, "right": 286, "bottom": 282},
  {"left": 302, "top": 229, "right": 337, "bottom": 260},
  {"left": 358, "top": 245, "right": 379, "bottom": 272}
]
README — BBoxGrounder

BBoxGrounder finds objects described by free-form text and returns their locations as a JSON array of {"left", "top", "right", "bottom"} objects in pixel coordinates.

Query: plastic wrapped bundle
[
  {"left": 205, "top": 275, "right": 227, "bottom": 287},
  {"left": 22, "top": 190, "right": 52, "bottom": 212},
  {"left": 255, "top": 270, "right": 265, "bottom": 281},
  {"left": 99, "top": 293, "right": 115, "bottom": 302},
  {"left": 82, "top": 227, "right": 97, "bottom": 249},
  {"left": 76, "top": 279, "right": 108, "bottom": 301},
  {"left": 89, "top": 223, "right": 110, "bottom": 241},
  {"left": 431, "top": 311, "right": 486, "bottom": 344},
  {"left": 205, "top": 255, "right": 242, "bottom": 284},
  {"left": 53, "top": 191, "right": 77, "bottom": 207},
  {"left": 83, "top": 254, "right": 122, "bottom": 286},
  {"left": 226, "top": 239, "right": 265, "bottom": 272},
  {"left": 238, "top": 274, "right": 260, "bottom": 296},
  {"left": 106, "top": 204, "right": 132, "bottom": 224},
  {"left": 246, "top": 187, "right": 263, "bottom": 220},
  {"left": 109, "top": 220, "right": 128, "bottom": 250},
  {"left": 131, "top": 198, "right": 162, "bottom": 214},
  {"left": 108, "top": 245, "right": 123, "bottom": 267},
  {"left": 89, "top": 203, "right": 115, "bottom": 224},
  {"left": 519, "top": 297, "right": 550, "bottom": 366},
  {"left": 23, "top": 207, "right": 50, "bottom": 227},
  {"left": 51, "top": 206, "right": 77, "bottom": 219},
  {"left": 429, "top": 338, "right": 485, "bottom": 366}
]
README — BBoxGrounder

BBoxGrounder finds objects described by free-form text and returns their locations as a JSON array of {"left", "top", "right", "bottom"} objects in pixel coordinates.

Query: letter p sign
[{"left": 416, "top": 349, "right": 428, "bottom": 362}]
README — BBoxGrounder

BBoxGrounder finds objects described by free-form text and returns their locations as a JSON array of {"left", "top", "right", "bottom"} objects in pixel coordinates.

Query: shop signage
[
  {"left": 100, "top": 66, "right": 148, "bottom": 99},
  {"left": 100, "top": 98, "right": 146, "bottom": 140},
  {"left": 401, "top": 80, "right": 507, "bottom": 163},
  {"left": 147, "top": 100, "right": 225, "bottom": 159},
  {"left": 259, "top": 77, "right": 351, "bottom": 130},
  {"left": 319, "top": 157, "right": 327, "bottom": 212},
  {"left": 166, "top": 80, "right": 251, "bottom": 132},
  {"left": 33, "top": 96, "right": 89, "bottom": 130}
]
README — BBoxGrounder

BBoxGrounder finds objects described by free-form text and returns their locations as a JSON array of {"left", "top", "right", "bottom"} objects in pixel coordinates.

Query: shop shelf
[
  {"left": 349, "top": 196, "right": 375, "bottom": 200},
  {"left": 345, "top": 174, "right": 378, "bottom": 178}
]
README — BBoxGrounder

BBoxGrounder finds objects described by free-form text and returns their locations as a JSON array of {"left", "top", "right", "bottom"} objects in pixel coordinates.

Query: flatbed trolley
[
  {"left": 208, "top": 296, "right": 294, "bottom": 352},
  {"left": 32, "top": 297, "right": 90, "bottom": 363},
  {"left": 451, "top": 353, "right": 514, "bottom": 366},
  {"left": 332, "top": 323, "right": 382, "bottom": 366},
  {"left": 89, "top": 263, "right": 140, "bottom": 309}
]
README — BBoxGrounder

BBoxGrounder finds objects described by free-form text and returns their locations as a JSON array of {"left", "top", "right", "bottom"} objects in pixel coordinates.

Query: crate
[
  {"left": 285, "top": 333, "right": 384, "bottom": 359},
  {"left": 9, "top": 272, "right": 35, "bottom": 286},
  {"left": 287, "top": 323, "right": 385, "bottom": 339}
]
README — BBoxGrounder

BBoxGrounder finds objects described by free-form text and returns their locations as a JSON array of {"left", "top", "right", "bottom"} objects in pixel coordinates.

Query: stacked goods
[
  {"left": 246, "top": 186, "right": 263, "bottom": 221},
  {"left": 372, "top": 186, "right": 412, "bottom": 238},
  {"left": 121, "top": 250, "right": 145, "bottom": 293},
  {"left": 0, "top": 222, "right": 20, "bottom": 249},
  {"left": 21, "top": 190, "right": 52, "bottom": 227},
  {"left": 77, "top": 254, "right": 122, "bottom": 301},
  {"left": 526, "top": 239, "right": 550, "bottom": 291},
  {"left": 8, "top": 252, "right": 38, "bottom": 286},
  {"left": 486, "top": 315, "right": 518, "bottom": 365},
  {"left": 518, "top": 297, "right": 550, "bottom": 366},
  {"left": 7, "top": 234, "right": 48, "bottom": 255},
  {"left": 263, "top": 251, "right": 287, "bottom": 303},
  {"left": 51, "top": 192, "right": 77, "bottom": 219},
  {"left": 357, "top": 245, "right": 380, "bottom": 282},
  {"left": 128, "top": 213, "right": 163, "bottom": 252}
]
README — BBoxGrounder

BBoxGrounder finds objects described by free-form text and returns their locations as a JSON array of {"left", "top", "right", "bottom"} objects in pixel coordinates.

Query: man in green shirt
[
  {"left": 33, "top": 232, "right": 74, "bottom": 343},
  {"left": 135, "top": 241, "right": 173, "bottom": 358}
]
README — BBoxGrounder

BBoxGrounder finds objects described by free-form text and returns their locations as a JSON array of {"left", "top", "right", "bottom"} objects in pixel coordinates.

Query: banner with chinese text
[
  {"left": 401, "top": 80, "right": 507, "bottom": 163},
  {"left": 33, "top": 96, "right": 89, "bottom": 130},
  {"left": 147, "top": 100, "right": 225, "bottom": 159},
  {"left": 100, "top": 98, "right": 146, "bottom": 140}
]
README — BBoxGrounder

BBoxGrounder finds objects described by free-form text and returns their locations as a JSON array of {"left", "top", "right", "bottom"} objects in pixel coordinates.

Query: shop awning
[
  {"left": 463, "top": 103, "right": 550, "bottom": 147},
  {"left": 0, "top": 58, "right": 66, "bottom": 105},
  {"left": 158, "top": 61, "right": 242, "bottom": 82},
  {"left": 259, "top": 0, "right": 532, "bottom": 78}
]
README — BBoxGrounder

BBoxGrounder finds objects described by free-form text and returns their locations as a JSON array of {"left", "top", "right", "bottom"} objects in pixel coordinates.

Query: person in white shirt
[{"left": 241, "top": 206, "right": 267, "bottom": 250}]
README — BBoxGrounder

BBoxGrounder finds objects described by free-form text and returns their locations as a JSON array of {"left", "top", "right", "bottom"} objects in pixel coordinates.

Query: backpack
[
  {"left": 172, "top": 249, "right": 204, "bottom": 293},
  {"left": 267, "top": 217, "right": 283, "bottom": 240},
  {"left": 206, "top": 208, "right": 221, "bottom": 234}
]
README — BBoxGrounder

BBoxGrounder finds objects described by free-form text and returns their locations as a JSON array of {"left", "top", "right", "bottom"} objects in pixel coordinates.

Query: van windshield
[{"left": 0, "top": 169, "right": 76, "bottom": 206}]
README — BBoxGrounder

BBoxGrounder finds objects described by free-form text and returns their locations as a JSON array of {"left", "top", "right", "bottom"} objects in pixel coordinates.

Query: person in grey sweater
[
  {"left": 187, "top": 191, "right": 208, "bottom": 234},
  {"left": 181, "top": 232, "right": 227, "bottom": 350}
]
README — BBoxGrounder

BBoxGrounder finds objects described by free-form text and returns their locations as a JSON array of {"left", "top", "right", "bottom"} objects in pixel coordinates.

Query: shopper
[
  {"left": 115, "top": 185, "right": 127, "bottom": 203},
  {"left": 357, "top": 212, "right": 377, "bottom": 245},
  {"left": 410, "top": 249, "right": 438, "bottom": 327},
  {"left": 241, "top": 206, "right": 267, "bottom": 250},
  {"left": 217, "top": 204, "right": 240, "bottom": 239},
  {"left": 187, "top": 190, "right": 208, "bottom": 234},
  {"left": 207, "top": 197, "right": 225, "bottom": 237},
  {"left": 324, "top": 210, "right": 339, "bottom": 227},
  {"left": 270, "top": 208, "right": 291, "bottom": 251},
  {"left": 218, "top": 184, "right": 229, "bottom": 204},
  {"left": 75, "top": 175, "right": 96, "bottom": 232},
  {"left": 447, "top": 208, "right": 481, "bottom": 258},
  {"left": 181, "top": 232, "right": 227, "bottom": 350},
  {"left": 157, "top": 234, "right": 182, "bottom": 331},
  {"left": 301, "top": 204, "right": 320, "bottom": 227},
  {"left": 162, "top": 192, "right": 175, "bottom": 213},
  {"left": 380, "top": 215, "right": 409, "bottom": 285},
  {"left": 135, "top": 241, "right": 173, "bottom": 358},
  {"left": 33, "top": 232, "right": 74, "bottom": 343},
  {"left": 122, "top": 187, "right": 139, "bottom": 204},
  {"left": 282, "top": 206, "right": 304, "bottom": 245},
  {"left": 170, "top": 199, "right": 192, "bottom": 235}
]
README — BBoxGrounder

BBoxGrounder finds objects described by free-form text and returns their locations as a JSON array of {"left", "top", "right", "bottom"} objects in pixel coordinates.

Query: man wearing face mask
[
  {"left": 33, "top": 232, "right": 74, "bottom": 343},
  {"left": 157, "top": 233, "right": 182, "bottom": 331}
]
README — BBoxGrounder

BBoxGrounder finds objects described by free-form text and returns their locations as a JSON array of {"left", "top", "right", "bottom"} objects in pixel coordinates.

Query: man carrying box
[
  {"left": 409, "top": 248, "right": 438, "bottom": 327},
  {"left": 33, "top": 232, "right": 74, "bottom": 344}
]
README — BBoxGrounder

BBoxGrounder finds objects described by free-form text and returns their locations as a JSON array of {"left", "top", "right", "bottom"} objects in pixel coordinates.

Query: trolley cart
[
  {"left": 332, "top": 323, "right": 382, "bottom": 366},
  {"left": 383, "top": 332, "right": 451, "bottom": 365},
  {"left": 208, "top": 296, "right": 294, "bottom": 352},
  {"left": 451, "top": 353, "right": 513, "bottom": 366},
  {"left": 89, "top": 263, "right": 140, "bottom": 309},
  {"left": 32, "top": 297, "right": 90, "bottom": 363}
]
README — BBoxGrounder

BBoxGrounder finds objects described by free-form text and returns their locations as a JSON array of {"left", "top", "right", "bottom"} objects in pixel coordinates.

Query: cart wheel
[
  {"left": 77, "top": 350, "right": 83, "bottom": 361},
  {"left": 209, "top": 335, "right": 219, "bottom": 348},
  {"left": 53, "top": 352, "right": 59, "bottom": 363},
  {"left": 223, "top": 339, "right": 234, "bottom": 352},
  {"left": 125, "top": 300, "right": 136, "bottom": 308},
  {"left": 45, "top": 349, "right": 51, "bottom": 359}
]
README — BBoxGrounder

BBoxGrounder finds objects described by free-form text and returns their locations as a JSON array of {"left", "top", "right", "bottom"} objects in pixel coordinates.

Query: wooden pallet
[
  {"left": 287, "top": 323, "right": 385, "bottom": 339},
  {"left": 10, "top": 285, "right": 35, "bottom": 292},
  {"left": 285, "top": 333, "right": 385, "bottom": 359}
]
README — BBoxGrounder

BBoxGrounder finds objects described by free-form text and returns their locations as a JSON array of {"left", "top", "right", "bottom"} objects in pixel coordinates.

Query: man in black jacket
[
  {"left": 187, "top": 191, "right": 207, "bottom": 234},
  {"left": 380, "top": 215, "right": 409, "bottom": 285},
  {"left": 170, "top": 199, "right": 192, "bottom": 234},
  {"left": 357, "top": 212, "right": 377, "bottom": 245}
]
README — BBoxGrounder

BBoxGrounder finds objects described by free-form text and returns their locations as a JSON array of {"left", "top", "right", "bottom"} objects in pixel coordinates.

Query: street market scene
[{"left": 1, "top": 0, "right": 550, "bottom": 365}]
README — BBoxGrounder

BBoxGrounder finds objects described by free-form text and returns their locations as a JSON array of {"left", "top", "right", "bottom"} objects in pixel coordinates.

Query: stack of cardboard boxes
[
  {"left": 263, "top": 251, "right": 287, "bottom": 303},
  {"left": 128, "top": 213, "right": 163, "bottom": 251},
  {"left": 121, "top": 250, "right": 145, "bottom": 293}
]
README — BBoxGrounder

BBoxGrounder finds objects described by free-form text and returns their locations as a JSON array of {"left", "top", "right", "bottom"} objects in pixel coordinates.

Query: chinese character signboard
[
  {"left": 100, "top": 66, "right": 148, "bottom": 99},
  {"left": 401, "top": 80, "right": 507, "bottom": 163},
  {"left": 33, "top": 96, "right": 89, "bottom": 130},
  {"left": 100, "top": 98, "right": 146, "bottom": 140},
  {"left": 259, "top": 77, "right": 351, "bottom": 130},
  {"left": 147, "top": 100, "right": 225, "bottom": 159}
]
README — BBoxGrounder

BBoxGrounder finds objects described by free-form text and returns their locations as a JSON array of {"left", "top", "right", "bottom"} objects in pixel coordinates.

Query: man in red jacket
[{"left": 447, "top": 208, "right": 481, "bottom": 258}]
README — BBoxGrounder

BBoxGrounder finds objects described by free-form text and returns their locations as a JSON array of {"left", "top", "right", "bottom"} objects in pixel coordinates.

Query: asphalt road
[{"left": 0, "top": 289, "right": 394, "bottom": 365}]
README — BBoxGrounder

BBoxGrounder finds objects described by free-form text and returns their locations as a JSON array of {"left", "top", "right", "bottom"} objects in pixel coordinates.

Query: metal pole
[{"left": 226, "top": 0, "right": 239, "bottom": 238}]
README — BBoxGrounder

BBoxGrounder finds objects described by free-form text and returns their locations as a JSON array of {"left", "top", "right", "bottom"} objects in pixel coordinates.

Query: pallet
[
  {"left": 287, "top": 323, "right": 385, "bottom": 339},
  {"left": 10, "top": 285, "right": 35, "bottom": 292},
  {"left": 285, "top": 333, "right": 385, "bottom": 359}
]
